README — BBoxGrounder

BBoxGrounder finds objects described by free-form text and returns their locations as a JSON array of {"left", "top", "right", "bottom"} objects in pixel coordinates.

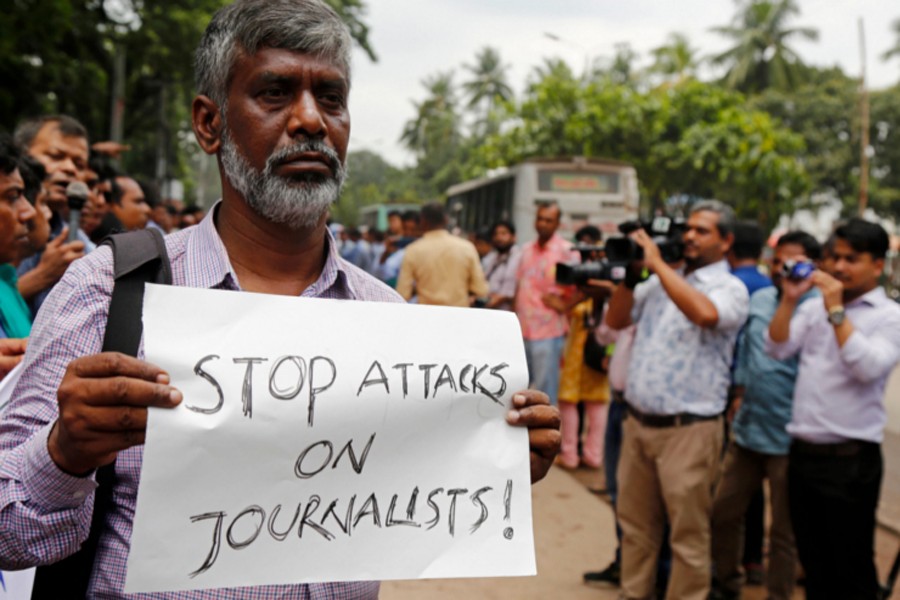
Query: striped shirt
[{"left": 0, "top": 206, "right": 401, "bottom": 598}]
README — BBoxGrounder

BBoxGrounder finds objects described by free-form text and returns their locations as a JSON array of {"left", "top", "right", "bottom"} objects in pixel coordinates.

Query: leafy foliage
[
  {"left": 0, "top": 0, "right": 376, "bottom": 204},
  {"left": 710, "top": 0, "right": 819, "bottom": 93},
  {"left": 470, "top": 77, "right": 808, "bottom": 222}
]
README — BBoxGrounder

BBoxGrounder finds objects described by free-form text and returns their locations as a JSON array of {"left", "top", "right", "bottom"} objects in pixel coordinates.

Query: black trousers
[{"left": 788, "top": 440, "right": 882, "bottom": 600}]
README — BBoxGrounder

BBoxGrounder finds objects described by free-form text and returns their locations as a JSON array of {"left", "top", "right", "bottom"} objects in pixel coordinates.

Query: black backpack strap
[{"left": 31, "top": 228, "right": 172, "bottom": 599}]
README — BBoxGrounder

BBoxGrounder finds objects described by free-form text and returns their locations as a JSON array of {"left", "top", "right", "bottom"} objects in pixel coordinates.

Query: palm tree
[
  {"left": 883, "top": 18, "right": 900, "bottom": 64},
  {"left": 528, "top": 58, "right": 577, "bottom": 85},
  {"left": 400, "top": 71, "right": 461, "bottom": 158},
  {"left": 650, "top": 33, "right": 701, "bottom": 84},
  {"left": 462, "top": 47, "right": 514, "bottom": 136},
  {"left": 710, "top": 0, "right": 818, "bottom": 93}
]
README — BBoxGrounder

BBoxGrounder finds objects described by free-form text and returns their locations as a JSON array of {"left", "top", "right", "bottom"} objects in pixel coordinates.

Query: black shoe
[{"left": 583, "top": 562, "right": 620, "bottom": 587}]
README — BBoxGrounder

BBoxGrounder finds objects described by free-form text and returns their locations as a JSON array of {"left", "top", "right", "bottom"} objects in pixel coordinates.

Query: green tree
[
  {"left": 462, "top": 47, "right": 513, "bottom": 136},
  {"left": 649, "top": 33, "right": 701, "bottom": 85},
  {"left": 710, "top": 0, "right": 818, "bottom": 93},
  {"left": 472, "top": 76, "right": 809, "bottom": 222},
  {"left": 331, "top": 150, "right": 420, "bottom": 225},
  {"left": 400, "top": 72, "right": 465, "bottom": 197},
  {"left": 750, "top": 68, "right": 858, "bottom": 211},
  {"left": 0, "top": 0, "right": 377, "bottom": 204}
]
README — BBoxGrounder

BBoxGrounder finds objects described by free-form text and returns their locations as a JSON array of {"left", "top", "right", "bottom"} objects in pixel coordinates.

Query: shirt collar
[
  {"left": 849, "top": 285, "right": 888, "bottom": 308},
  {"left": 183, "top": 201, "right": 356, "bottom": 298},
  {"left": 687, "top": 259, "right": 730, "bottom": 283}
]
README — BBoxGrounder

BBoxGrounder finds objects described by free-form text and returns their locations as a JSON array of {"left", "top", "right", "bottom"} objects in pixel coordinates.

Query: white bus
[{"left": 445, "top": 157, "right": 640, "bottom": 243}]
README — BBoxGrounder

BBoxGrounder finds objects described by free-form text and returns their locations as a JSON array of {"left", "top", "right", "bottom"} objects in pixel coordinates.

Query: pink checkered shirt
[{"left": 0, "top": 206, "right": 401, "bottom": 598}]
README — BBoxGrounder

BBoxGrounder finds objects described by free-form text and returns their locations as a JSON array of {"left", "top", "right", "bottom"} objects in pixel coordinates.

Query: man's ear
[
  {"left": 721, "top": 232, "right": 735, "bottom": 254},
  {"left": 192, "top": 95, "right": 223, "bottom": 155}
]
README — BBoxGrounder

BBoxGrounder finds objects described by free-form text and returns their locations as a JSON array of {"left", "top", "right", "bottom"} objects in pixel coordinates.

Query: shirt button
[{"left": 72, "top": 490, "right": 86, "bottom": 500}]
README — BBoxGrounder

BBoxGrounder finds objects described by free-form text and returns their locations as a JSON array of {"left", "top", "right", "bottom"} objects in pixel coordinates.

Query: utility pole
[
  {"left": 109, "top": 46, "right": 126, "bottom": 145},
  {"left": 858, "top": 17, "right": 870, "bottom": 215}
]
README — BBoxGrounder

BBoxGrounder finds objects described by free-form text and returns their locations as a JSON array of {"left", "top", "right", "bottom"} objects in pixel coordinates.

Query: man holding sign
[{"left": 0, "top": 1, "right": 560, "bottom": 597}]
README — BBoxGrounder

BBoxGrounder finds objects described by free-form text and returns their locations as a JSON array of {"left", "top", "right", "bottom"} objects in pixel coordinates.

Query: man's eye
[
  {"left": 262, "top": 88, "right": 287, "bottom": 99},
  {"left": 320, "top": 92, "right": 345, "bottom": 106}
]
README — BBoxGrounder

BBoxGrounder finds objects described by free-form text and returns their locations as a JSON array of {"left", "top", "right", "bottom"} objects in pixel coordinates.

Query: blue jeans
[{"left": 524, "top": 336, "right": 564, "bottom": 406}]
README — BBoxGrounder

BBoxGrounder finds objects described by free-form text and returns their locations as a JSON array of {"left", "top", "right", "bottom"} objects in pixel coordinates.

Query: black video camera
[
  {"left": 604, "top": 217, "right": 685, "bottom": 264},
  {"left": 555, "top": 244, "right": 627, "bottom": 285}
]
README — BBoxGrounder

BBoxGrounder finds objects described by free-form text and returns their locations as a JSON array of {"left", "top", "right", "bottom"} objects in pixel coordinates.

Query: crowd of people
[
  {"left": 0, "top": 1, "right": 898, "bottom": 599},
  {"left": 345, "top": 195, "right": 900, "bottom": 600},
  {"left": 0, "top": 1, "right": 561, "bottom": 598}
]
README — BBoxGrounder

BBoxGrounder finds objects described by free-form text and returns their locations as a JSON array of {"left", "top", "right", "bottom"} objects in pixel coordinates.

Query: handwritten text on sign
[{"left": 125, "top": 285, "right": 534, "bottom": 593}]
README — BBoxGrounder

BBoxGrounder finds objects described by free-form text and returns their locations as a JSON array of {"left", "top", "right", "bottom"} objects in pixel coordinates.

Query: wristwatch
[{"left": 827, "top": 305, "right": 846, "bottom": 326}]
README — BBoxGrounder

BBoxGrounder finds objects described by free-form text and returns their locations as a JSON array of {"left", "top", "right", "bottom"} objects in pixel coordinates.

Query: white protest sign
[
  {"left": 126, "top": 285, "right": 534, "bottom": 593},
  {"left": 0, "top": 569, "right": 35, "bottom": 600}
]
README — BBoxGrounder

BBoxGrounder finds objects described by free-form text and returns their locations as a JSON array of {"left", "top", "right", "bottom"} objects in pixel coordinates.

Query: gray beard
[{"left": 219, "top": 130, "right": 347, "bottom": 230}]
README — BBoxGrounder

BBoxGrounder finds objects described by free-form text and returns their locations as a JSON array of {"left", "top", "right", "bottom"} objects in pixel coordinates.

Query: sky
[{"left": 346, "top": 0, "right": 900, "bottom": 167}]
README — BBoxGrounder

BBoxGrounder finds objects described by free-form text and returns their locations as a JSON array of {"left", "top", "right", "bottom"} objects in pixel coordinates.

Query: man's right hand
[
  {"left": 39, "top": 226, "right": 86, "bottom": 279},
  {"left": 18, "top": 226, "right": 86, "bottom": 300},
  {"left": 49, "top": 353, "right": 182, "bottom": 476},
  {"left": 0, "top": 338, "right": 27, "bottom": 380}
]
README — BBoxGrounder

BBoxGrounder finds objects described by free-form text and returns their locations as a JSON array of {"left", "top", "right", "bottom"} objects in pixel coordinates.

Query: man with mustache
[
  {"left": 13, "top": 115, "right": 90, "bottom": 315},
  {"left": 606, "top": 200, "right": 749, "bottom": 600},
  {"left": 0, "top": 1, "right": 560, "bottom": 598},
  {"left": 767, "top": 218, "right": 900, "bottom": 599}
]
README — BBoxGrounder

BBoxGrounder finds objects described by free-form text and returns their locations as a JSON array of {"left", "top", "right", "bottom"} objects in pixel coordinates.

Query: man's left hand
[
  {"left": 506, "top": 390, "right": 560, "bottom": 483},
  {"left": 629, "top": 229, "right": 663, "bottom": 272}
]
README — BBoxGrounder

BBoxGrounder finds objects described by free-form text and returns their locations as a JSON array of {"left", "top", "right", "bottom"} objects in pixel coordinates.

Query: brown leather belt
[{"left": 625, "top": 404, "right": 720, "bottom": 428}]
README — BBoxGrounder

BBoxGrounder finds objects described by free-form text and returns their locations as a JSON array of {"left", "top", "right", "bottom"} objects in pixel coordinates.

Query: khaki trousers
[
  {"left": 618, "top": 415, "right": 723, "bottom": 600},
  {"left": 711, "top": 443, "right": 796, "bottom": 600}
]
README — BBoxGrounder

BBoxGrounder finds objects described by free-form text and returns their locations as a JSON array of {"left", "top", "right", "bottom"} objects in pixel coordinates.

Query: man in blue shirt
[
  {"left": 728, "top": 221, "right": 772, "bottom": 296},
  {"left": 711, "top": 231, "right": 821, "bottom": 600}
]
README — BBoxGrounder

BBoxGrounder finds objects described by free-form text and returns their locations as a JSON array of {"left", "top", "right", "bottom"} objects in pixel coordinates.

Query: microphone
[{"left": 66, "top": 181, "right": 90, "bottom": 243}]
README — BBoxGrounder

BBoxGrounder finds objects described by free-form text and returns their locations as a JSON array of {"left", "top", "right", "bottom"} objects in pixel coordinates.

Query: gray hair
[
  {"left": 14, "top": 114, "right": 88, "bottom": 150},
  {"left": 689, "top": 199, "right": 736, "bottom": 237},
  {"left": 194, "top": 0, "right": 353, "bottom": 107}
]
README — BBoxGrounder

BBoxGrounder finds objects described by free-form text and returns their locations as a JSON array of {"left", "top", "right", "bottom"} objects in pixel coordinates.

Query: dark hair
[
  {"left": 575, "top": 225, "right": 602, "bottom": 244},
  {"left": 401, "top": 209, "right": 420, "bottom": 224},
  {"left": 731, "top": 221, "right": 765, "bottom": 260},
  {"left": 535, "top": 201, "right": 561, "bottom": 219},
  {"left": 491, "top": 220, "right": 516, "bottom": 237},
  {"left": 370, "top": 228, "right": 385, "bottom": 242},
  {"left": 419, "top": 202, "right": 446, "bottom": 227},
  {"left": 776, "top": 230, "right": 822, "bottom": 261},
  {"left": 387, "top": 210, "right": 402, "bottom": 219},
  {"left": 14, "top": 114, "right": 89, "bottom": 150},
  {"left": 474, "top": 228, "right": 492, "bottom": 243},
  {"left": 0, "top": 134, "right": 22, "bottom": 175},
  {"left": 89, "top": 152, "right": 121, "bottom": 182},
  {"left": 689, "top": 199, "right": 736, "bottom": 237},
  {"left": 137, "top": 178, "right": 161, "bottom": 209},
  {"left": 833, "top": 218, "right": 890, "bottom": 260},
  {"left": 18, "top": 155, "right": 46, "bottom": 205},
  {"left": 107, "top": 177, "right": 124, "bottom": 206}
]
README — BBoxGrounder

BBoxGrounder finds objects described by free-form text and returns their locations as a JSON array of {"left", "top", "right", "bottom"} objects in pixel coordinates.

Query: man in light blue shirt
[
  {"left": 606, "top": 200, "right": 749, "bottom": 600},
  {"left": 711, "top": 230, "right": 821, "bottom": 600},
  {"left": 767, "top": 218, "right": 900, "bottom": 599}
]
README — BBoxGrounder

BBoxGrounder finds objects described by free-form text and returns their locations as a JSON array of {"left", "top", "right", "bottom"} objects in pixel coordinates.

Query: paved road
[{"left": 383, "top": 458, "right": 900, "bottom": 600}]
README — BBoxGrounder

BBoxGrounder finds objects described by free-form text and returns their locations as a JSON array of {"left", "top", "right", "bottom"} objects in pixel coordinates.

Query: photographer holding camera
[
  {"left": 606, "top": 200, "right": 749, "bottom": 600},
  {"left": 766, "top": 218, "right": 900, "bottom": 599}
]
